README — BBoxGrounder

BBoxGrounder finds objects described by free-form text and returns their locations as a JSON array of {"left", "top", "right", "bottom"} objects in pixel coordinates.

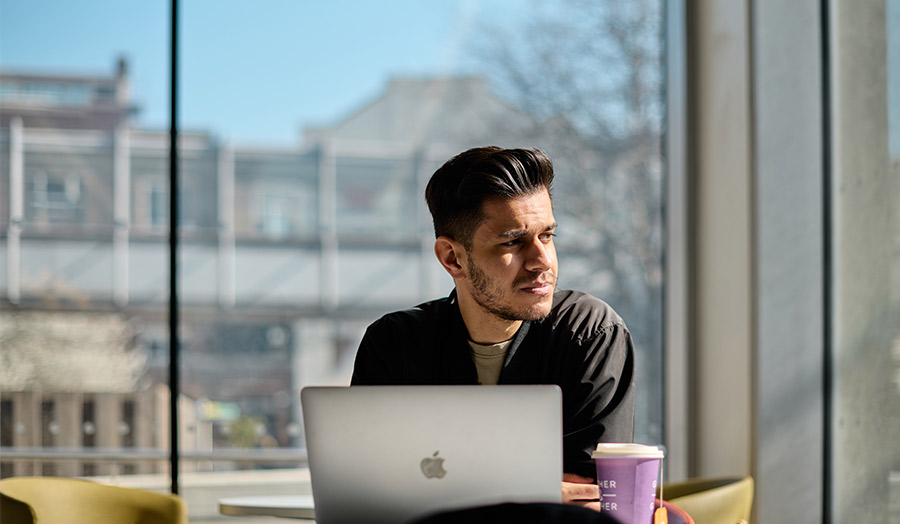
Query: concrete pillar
[
  {"left": 292, "top": 318, "right": 338, "bottom": 448},
  {"left": 664, "top": 0, "right": 690, "bottom": 482},
  {"left": 153, "top": 384, "right": 170, "bottom": 474},
  {"left": 11, "top": 392, "right": 40, "bottom": 476},
  {"left": 113, "top": 122, "right": 131, "bottom": 306},
  {"left": 134, "top": 387, "right": 158, "bottom": 473},
  {"left": 690, "top": 0, "right": 753, "bottom": 478},
  {"left": 93, "top": 393, "right": 121, "bottom": 475},
  {"left": 415, "top": 147, "right": 439, "bottom": 301},
  {"left": 829, "top": 2, "right": 900, "bottom": 522},
  {"left": 217, "top": 142, "right": 236, "bottom": 308},
  {"left": 53, "top": 393, "right": 83, "bottom": 476},
  {"left": 318, "top": 142, "right": 338, "bottom": 312},
  {"left": 752, "top": 1, "right": 825, "bottom": 522},
  {"left": 8, "top": 117, "right": 23, "bottom": 304}
]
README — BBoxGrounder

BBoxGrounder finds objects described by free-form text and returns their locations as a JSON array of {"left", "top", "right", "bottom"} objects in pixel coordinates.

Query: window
[
  {"left": 134, "top": 177, "right": 168, "bottom": 231},
  {"left": 257, "top": 193, "right": 294, "bottom": 239},
  {"left": 1, "top": 0, "right": 168, "bottom": 485},
  {"left": 1, "top": 2, "right": 666, "bottom": 520},
  {"left": 28, "top": 171, "right": 83, "bottom": 224},
  {"left": 182, "top": 0, "right": 665, "bottom": 486},
  {"left": 148, "top": 184, "right": 166, "bottom": 229}
]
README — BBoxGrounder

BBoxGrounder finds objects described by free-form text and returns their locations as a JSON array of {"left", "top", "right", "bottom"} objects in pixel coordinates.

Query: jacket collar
[{"left": 446, "top": 287, "right": 533, "bottom": 383}]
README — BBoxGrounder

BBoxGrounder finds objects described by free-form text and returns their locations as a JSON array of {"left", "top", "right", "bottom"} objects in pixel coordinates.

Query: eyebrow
[{"left": 497, "top": 222, "right": 558, "bottom": 239}]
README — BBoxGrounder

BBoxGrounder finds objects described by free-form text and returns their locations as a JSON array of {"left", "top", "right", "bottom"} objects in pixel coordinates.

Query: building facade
[{"left": 0, "top": 60, "right": 568, "bottom": 475}]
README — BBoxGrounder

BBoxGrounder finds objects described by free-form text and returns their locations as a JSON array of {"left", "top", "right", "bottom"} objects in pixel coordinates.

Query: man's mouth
[
  {"left": 518, "top": 275, "right": 556, "bottom": 296},
  {"left": 521, "top": 282, "right": 554, "bottom": 295}
]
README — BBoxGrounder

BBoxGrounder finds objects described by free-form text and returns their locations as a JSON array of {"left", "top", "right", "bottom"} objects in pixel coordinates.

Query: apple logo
[{"left": 420, "top": 451, "right": 447, "bottom": 479}]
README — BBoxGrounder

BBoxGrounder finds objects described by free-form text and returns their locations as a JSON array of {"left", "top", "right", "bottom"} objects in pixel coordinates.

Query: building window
[
  {"left": 135, "top": 179, "right": 168, "bottom": 231},
  {"left": 258, "top": 193, "right": 293, "bottom": 239},
  {"left": 149, "top": 185, "right": 166, "bottom": 228},
  {"left": 28, "top": 170, "right": 82, "bottom": 224}
]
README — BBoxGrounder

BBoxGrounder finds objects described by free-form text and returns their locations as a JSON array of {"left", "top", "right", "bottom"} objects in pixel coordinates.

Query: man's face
[{"left": 460, "top": 189, "right": 558, "bottom": 321}]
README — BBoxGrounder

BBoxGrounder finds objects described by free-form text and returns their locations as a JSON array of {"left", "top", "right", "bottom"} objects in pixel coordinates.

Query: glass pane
[
  {"left": 0, "top": 0, "right": 171, "bottom": 486},
  {"left": 829, "top": 0, "right": 900, "bottom": 521},
  {"left": 181, "top": 1, "right": 663, "bottom": 518},
  {"left": 1, "top": 1, "right": 665, "bottom": 521}
]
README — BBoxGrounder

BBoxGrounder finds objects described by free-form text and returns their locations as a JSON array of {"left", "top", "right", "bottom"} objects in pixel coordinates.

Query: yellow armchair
[
  {"left": 661, "top": 477, "right": 754, "bottom": 524},
  {"left": 1, "top": 492, "right": 34, "bottom": 524},
  {"left": 0, "top": 476, "right": 188, "bottom": 524}
]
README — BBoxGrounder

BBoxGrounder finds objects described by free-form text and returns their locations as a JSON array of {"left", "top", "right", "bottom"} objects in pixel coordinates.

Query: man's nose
[{"left": 524, "top": 237, "right": 553, "bottom": 272}]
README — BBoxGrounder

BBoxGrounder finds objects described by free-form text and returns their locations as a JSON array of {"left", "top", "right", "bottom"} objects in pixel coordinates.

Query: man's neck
[{"left": 456, "top": 291, "right": 523, "bottom": 345}]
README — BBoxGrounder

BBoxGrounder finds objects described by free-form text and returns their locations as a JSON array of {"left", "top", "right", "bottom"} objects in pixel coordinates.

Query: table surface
[
  {"left": 218, "top": 494, "right": 693, "bottom": 523},
  {"left": 218, "top": 494, "right": 316, "bottom": 520}
]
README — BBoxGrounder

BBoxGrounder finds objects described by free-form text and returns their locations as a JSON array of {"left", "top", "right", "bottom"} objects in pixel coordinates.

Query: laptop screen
[{"left": 301, "top": 385, "right": 563, "bottom": 524}]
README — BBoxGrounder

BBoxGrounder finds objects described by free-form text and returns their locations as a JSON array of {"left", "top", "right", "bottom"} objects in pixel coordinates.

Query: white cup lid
[{"left": 591, "top": 443, "right": 665, "bottom": 459}]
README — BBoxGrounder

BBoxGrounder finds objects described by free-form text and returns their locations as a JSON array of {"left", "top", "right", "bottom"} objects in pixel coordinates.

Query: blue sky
[{"left": 1, "top": 0, "right": 521, "bottom": 146}]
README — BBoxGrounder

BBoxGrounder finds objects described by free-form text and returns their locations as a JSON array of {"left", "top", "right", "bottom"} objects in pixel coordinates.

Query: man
[{"left": 351, "top": 147, "right": 635, "bottom": 509}]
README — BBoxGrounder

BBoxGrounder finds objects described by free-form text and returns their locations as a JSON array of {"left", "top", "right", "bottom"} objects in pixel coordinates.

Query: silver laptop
[{"left": 301, "top": 385, "right": 563, "bottom": 524}]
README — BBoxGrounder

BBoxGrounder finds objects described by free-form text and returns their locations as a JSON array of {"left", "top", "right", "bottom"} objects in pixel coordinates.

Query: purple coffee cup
[{"left": 591, "top": 443, "right": 664, "bottom": 524}]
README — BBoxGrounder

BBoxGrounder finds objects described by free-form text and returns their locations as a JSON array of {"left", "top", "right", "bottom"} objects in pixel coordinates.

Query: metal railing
[{"left": 0, "top": 447, "right": 308, "bottom": 464}]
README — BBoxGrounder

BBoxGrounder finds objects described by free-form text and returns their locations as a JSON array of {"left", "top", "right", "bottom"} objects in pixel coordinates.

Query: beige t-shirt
[{"left": 468, "top": 339, "right": 513, "bottom": 385}]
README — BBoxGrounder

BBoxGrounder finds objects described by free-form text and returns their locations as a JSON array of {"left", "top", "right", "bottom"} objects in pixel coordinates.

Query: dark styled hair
[{"left": 425, "top": 146, "right": 554, "bottom": 249}]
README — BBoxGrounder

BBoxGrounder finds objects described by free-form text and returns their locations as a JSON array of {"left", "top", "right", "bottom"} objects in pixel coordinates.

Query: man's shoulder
[
  {"left": 548, "top": 289, "right": 628, "bottom": 341},
  {"left": 370, "top": 294, "right": 455, "bottom": 329},
  {"left": 551, "top": 289, "right": 621, "bottom": 318}
]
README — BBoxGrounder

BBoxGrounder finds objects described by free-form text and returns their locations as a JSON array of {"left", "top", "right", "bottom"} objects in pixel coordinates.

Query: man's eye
[
  {"left": 540, "top": 232, "right": 556, "bottom": 242},
  {"left": 500, "top": 239, "right": 522, "bottom": 247}
]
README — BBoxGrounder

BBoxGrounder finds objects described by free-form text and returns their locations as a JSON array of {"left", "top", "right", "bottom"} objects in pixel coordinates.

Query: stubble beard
[{"left": 466, "top": 254, "right": 556, "bottom": 322}]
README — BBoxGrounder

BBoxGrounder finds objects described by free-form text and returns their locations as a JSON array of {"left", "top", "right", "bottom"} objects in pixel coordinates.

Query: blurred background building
[{"left": 0, "top": 55, "right": 663, "bottom": 477}]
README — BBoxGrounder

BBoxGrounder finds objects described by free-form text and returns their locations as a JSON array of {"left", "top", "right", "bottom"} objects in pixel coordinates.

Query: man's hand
[{"left": 562, "top": 473, "right": 601, "bottom": 511}]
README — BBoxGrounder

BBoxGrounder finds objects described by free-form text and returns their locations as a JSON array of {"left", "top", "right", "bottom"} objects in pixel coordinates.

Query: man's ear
[{"left": 434, "top": 236, "right": 467, "bottom": 280}]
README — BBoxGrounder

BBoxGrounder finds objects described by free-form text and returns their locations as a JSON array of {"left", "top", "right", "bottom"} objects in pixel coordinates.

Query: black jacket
[{"left": 351, "top": 289, "right": 636, "bottom": 477}]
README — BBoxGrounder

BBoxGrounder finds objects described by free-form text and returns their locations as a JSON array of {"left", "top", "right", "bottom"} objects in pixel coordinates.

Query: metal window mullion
[{"left": 168, "top": 0, "right": 181, "bottom": 496}]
